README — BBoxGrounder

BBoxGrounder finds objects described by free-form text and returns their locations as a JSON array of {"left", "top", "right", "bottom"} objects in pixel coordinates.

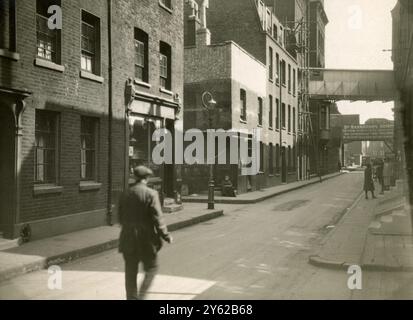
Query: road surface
[{"left": 1, "top": 172, "right": 412, "bottom": 300}]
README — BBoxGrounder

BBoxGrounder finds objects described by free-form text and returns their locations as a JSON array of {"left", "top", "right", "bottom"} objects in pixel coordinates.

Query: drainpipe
[
  {"left": 279, "top": 64, "right": 283, "bottom": 183},
  {"left": 106, "top": 0, "right": 113, "bottom": 226}
]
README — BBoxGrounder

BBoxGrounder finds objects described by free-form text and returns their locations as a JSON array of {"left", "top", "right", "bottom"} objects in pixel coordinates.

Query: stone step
[
  {"left": 380, "top": 215, "right": 393, "bottom": 223},
  {"left": 163, "top": 198, "right": 176, "bottom": 206},
  {"left": 392, "top": 209, "right": 407, "bottom": 217},
  {"left": 371, "top": 214, "right": 413, "bottom": 236},
  {"left": 368, "top": 221, "right": 382, "bottom": 230},
  {"left": 163, "top": 203, "right": 184, "bottom": 214},
  {"left": 0, "top": 238, "right": 20, "bottom": 251}
]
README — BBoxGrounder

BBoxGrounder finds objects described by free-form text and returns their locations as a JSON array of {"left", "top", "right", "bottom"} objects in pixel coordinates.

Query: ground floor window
[
  {"left": 81, "top": 117, "right": 99, "bottom": 181},
  {"left": 35, "top": 110, "right": 59, "bottom": 184}
]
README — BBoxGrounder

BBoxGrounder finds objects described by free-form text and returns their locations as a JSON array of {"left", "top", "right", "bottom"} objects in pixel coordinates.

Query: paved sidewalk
[
  {"left": 0, "top": 203, "right": 223, "bottom": 283},
  {"left": 183, "top": 172, "right": 343, "bottom": 204},
  {"left": 309, "top": 182, "right": 413, "bottom": 272}
]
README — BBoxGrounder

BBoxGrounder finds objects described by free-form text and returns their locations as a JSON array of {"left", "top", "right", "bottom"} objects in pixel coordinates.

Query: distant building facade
[
  {"left": 330, "top": 114, "right": 362, "bottom": 167},
  {"left": 273, "top": 0, "right": 311, "bottom": 180},
  {"left": 362, "top": 118, "right": 394, "bottom": 160},
  {"left": 392, "top": 0, "right": 412, "bottom": 189},
  {"left": 307, "top": 0, "right": 331, "bottom": 176},
  {"left": 182, "top": 0, "right": 300, "bottom": 195}
]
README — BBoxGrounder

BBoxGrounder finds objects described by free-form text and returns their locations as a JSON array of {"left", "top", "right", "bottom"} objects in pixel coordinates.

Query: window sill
[
  {"left": 34, "top": 58, "right": 65, "bottom": 72},
  {"left": 258, "top": 124, "right": 263, "bottom": 128},
  {"left": 159, "top": 1, "right": 173, "bottom": 14},
  {"left": 79, "top": 181, "right": 102, "bottom": 191},
  {"left": 80, "top": 70, "right": 104, "bottom": 83},
  {"left": 134, "top": 79, "right": 151, "bottom": 89},
  {"left": 269, "top": 78, "right": 274, "bottom": 83},
  {"left": 33, "top": 185, "right": 64, "bottom": 196},
  {"left": 160, "top": 87, "right": 173, "bottom": 96},
  {"left": 240, "top": 119, "right": 247, "bottom": 124},
  {"left": 269, "top": 127, "right": 273, "bottom": 130},
  {"left": 0, "top": 49, "right": 20, "bottom": 61}
]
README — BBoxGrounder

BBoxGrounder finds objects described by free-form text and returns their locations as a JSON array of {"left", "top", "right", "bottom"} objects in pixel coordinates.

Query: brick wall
[
  {"left": 208, "top": 0, "right": 267, "bottom": 64},
  {"left": 0, "top": 0, "right": 110, "bottom": 223},
  {"left": 111, "top": 0, "right": 184, "bottom": 196},
  {"left": 0, "top": 0, "right": 184, "bottom": 235}
]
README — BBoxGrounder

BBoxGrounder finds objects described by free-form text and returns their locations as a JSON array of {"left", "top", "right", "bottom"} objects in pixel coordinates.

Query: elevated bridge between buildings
[{"left": 308, "top": 68, "right": 397, "bottom": 102}]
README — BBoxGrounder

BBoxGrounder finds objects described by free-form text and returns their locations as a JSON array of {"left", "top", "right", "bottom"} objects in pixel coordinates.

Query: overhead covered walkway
[{"left": 309, "top": 68, "right": 397, "bottom": 101}]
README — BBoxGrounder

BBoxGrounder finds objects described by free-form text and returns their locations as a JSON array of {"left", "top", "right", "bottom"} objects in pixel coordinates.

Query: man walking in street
[{"left": 118, "top": 166, "right": 173, "bottom": 300}]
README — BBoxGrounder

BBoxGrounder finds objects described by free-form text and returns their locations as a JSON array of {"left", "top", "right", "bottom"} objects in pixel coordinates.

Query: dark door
[
  {"left": 281, "top": 147, "right": 287, "bottom": 183},
  {"left": 163, "top": 119, "right": 174, "bottom": 197},
  {"left": 0, "top": 107, "right": 14, "bottom": 235}
]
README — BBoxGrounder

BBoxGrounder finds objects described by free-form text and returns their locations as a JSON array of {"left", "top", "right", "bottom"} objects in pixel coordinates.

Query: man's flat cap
[{"left": 134, "top": 166, "right": 153, "bottom": 179}]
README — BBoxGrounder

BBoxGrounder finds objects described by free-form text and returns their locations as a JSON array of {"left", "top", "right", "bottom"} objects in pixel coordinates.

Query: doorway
[
  {"left": 164, "top": 119, "right": 175, "bottom": 198},
  {"left": 281, "top": 147, "right": 287, "bottom": 183},
  {"left": 0, "top": 107, "right": 15, "bottom": 236}
]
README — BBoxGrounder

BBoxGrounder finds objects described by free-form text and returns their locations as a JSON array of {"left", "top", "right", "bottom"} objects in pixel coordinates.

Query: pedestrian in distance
[
  {"left": 364, "top": 163, "right": 377, "bottom": 200},
  {"left": 221, "top": 175, "right": 236, "bottom": 197},
  {"left": 118, "top": 166, "right": 173, "bottom": 300},
  {"left": 383, "top": 158, "right": 391, "bottom": 191},
  {"left": 376, "top": 159, "right": 385, "bottom": 195}
]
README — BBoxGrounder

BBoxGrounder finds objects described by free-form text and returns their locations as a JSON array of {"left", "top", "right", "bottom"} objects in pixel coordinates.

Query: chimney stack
[{"left": 196, "top": 0, "right": 211, "bottom": 46}]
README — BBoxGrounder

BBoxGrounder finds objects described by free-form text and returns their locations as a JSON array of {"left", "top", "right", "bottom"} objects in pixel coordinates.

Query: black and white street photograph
[{"left": 0, "top": 0, "right": 413, "bottom": 304}]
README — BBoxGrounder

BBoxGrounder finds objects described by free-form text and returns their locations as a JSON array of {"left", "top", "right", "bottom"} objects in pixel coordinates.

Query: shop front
[{"left": 127, "top": 92, "right": 181, "bottom": 206}]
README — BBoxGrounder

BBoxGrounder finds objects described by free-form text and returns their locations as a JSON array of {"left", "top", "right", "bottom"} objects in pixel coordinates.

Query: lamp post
[{"left": 202, "top": 91, "right": 217, "bottom": 210}]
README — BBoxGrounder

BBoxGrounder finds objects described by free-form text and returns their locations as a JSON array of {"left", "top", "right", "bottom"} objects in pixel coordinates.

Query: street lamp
[{"left": 202, "top": 91, "right": 217, "bottom": 210}]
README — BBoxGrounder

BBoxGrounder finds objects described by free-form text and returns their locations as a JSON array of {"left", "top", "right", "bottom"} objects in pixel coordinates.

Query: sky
[{"left": 324, "top": 0, "right": 398, "bottom": 124}]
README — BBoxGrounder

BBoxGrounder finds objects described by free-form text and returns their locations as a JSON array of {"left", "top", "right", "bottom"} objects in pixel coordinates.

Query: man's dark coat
[{"left": 118, "top": 182, "right": 170, "bottom": 257}]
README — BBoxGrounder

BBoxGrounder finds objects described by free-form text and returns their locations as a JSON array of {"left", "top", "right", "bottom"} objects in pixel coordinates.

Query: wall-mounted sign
[
  {"left": 343, "top": 124, "right": 394, "bottom": 142},
  {"left": 130, "top": 100, "right": 175, "bottom": 120}
]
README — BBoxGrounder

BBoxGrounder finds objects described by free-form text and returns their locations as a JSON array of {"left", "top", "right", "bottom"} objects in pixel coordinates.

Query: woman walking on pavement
[{"left": 364, "top": 163, "right": 377, "bottom": 199}]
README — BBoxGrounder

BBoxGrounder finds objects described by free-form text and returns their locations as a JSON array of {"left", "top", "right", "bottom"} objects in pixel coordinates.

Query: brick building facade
[
  {"left": 183, "top": 0, "right": 300, "bottom": 195},
  {"left": 330, "top": 114, "right": 362, "bottom": 167},
  {"left": 392, "top": 0, "right": 412, "bottom": 197},
  {"left": 0, "top": 0, "right": 183, "bottom": 240},
  {"left": 307, "top": 0, "right": 331, "bottom": 176}
]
